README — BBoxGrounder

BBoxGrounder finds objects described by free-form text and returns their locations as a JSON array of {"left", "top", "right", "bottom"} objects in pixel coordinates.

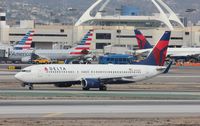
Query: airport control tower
[{"left": 0, "top": 10, "right": 10, "bottom": 45}]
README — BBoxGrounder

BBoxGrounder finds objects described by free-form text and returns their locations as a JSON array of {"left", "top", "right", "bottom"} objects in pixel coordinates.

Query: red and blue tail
[
  {"left": 70, "top": 30, "right": 93, "bottom": 55},
  {"left": 138, "top": 31, "right": 171, "bottom": 66},
  {"left": 134, "top": 29, "right": 153, "bottom": 49},
  {"left": 14, "top": 30, "right": 35, "bottom": 50}
]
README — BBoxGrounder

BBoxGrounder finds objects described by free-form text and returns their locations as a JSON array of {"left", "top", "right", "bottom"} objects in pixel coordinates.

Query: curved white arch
[
  {"left": 96, "top": 0, "right": 111, "bottom": 17},
  {"left": 155, "top": 0, "right": 184, "bottom": 28},
  {"left": 152, "top": 0, "right": 174, "bottom": 30},
  {"left": 75, "top": 0, "right": 103, "bottom": 26},
  {"left": 75, "top": 0, "right": 183, "bottom": 30}
]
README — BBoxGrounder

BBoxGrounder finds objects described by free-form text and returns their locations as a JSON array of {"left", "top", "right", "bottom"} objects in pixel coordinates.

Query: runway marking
[
  {"left": 42, "top": 112, "right": 63, "bottom": 117},
  {"left": 158, "top": 76, "right": 200, "bottom": 78}
]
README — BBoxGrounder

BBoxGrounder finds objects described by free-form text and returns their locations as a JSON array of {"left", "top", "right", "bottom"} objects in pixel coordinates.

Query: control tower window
[
  {"left": 0, "top": 16, "right": 5, "bottom": 21},
  {"left": 96, "top": 33, "right": 111, "bottom": 40}
]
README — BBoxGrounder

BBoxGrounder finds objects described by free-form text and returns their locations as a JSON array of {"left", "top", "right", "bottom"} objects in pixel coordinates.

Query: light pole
[
  {"left": 185, "top": 9, "right": 196, "bottom": 47},
  {"left": 115, "top": 8, "right": 122, "bottom": 46},
  {"left": 68, "top": 8, "right": 77, "bottom": 46}
]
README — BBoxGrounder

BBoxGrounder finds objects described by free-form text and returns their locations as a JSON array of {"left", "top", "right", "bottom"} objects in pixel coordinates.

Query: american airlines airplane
[
  {"left": 8, "top": 30, "right": 94, "bottom": 62},
  {"left": 134, "top": 29, "right": 200, "bottom": 60},
  {"left": 15, "top": 31, "right": 171, "bottom": 91}
]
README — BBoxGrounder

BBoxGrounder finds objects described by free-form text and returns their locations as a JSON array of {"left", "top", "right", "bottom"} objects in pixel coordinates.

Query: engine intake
[{"left": 82, "top": 78, "right": 101, "bottom": 90}]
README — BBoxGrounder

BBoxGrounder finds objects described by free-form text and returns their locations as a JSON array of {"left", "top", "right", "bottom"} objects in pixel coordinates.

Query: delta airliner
[{"left": 15, "top": 31, "right": 171, "bottom": 91}]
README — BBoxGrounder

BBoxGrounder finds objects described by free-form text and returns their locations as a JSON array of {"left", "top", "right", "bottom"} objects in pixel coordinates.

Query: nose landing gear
[{"left": 21, "top": 83, "right": 34, "bottom": 90}]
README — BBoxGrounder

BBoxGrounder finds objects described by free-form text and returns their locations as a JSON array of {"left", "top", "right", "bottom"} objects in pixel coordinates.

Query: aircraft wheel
[
  {"left": 99, "top": 85, "right": 107, "bottom": 91},
  {"left": 82, "top": 87, "right": 90, "bottom": 91},
  {"left": 28, "top": 84, "right": 33, "bottom": 90},
  {"left": 21, "top": 83, "right": 26, "bottom": 87}
]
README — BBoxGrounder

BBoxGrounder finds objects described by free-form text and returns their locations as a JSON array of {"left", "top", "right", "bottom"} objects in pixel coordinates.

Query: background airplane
[
  {"left": 8, "top": 30, "right": 94, "bottom": 63},
  {"left": 15, "top": 31, "right": 171, "bottom": 90},
  {"left": 134, "top": 29, "right": 200, "bottom": 61}
]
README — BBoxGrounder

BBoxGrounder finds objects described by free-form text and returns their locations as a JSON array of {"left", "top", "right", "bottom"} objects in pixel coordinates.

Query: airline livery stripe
[
  {"left": 70, "top": 52, "right": 82, "bottom": 55},
  {"left": 84, "top": 43, "right": 91, "bottom": 45}
]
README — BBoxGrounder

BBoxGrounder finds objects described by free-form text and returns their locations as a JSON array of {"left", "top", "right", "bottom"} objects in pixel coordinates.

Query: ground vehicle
[
  {"left": 32, "top": 58, "right": 50, "bottom": 64},
  {"left": 98, "top": 54, "right": 137, "bottom": 64}
]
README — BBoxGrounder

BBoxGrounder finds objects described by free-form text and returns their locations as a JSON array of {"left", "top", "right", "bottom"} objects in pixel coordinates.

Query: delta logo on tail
[
  {"left": 14, "top": 30, "right": 35, "bottom": 50},
  {"left": 70, "top": 30, "right": 93, "bottom": 55},
  {"left": 138, "top": 31, "right": 171, "bottom": 66},
  {"left": 134, "top": 29, "right": 153, "bottom": 49}
]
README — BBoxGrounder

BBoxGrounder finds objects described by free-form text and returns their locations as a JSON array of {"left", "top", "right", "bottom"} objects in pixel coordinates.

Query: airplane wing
[
  {"left": 126, "top": 49, "right": 151, "bottom": 55},
  {"left": 79, "top": 75, "right": 137, "bottom": 85},
  {"left": 169, "top": 53, "right": 200, "bottom": 57}
]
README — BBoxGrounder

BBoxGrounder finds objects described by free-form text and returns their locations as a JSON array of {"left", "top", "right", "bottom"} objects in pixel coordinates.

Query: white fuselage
[
  {"left": 15, "top": 64, "right": 165, "bottom": 84},
  {"left": 136, "top": 48, "right": 200, "bottom": 57},
  {"left": 8, "top": 48, "right": 81, "bottom": 61}
]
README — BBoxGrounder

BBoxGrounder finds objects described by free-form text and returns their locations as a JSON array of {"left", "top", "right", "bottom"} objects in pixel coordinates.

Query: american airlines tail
[
  {"left": 14, "top": 30, "right": 35, "bottom": 50},
  {"left": 137, "top": 31, "right": 171, "bottom": 66},
  {"left": 70, "top": 29, "right": 94, "bottom": 55},
  {"left": 134, "top": 29, "right": 153, "bottom": 49}
]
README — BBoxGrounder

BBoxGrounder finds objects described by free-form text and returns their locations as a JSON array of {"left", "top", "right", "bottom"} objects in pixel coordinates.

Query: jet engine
[{"left": 81, "top": 78, "right": 101, "bottom": 90}]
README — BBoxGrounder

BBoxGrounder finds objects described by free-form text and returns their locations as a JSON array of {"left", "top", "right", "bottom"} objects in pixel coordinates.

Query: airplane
[
  {"left": 134, "top": 29, "right": 200, "bottom": 60},
  {"left": 15, "top": 31, "right": 171, "bottom": 90},
  {"left": 8, "top": 30, "right": 94, "bottom": 62}
]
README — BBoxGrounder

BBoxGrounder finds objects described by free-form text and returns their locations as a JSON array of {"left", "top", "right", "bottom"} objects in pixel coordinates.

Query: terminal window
[
  {"left": 96, "top": 43, "right": 111, "bottom": 49},
  {"left": 185, "top": 32, "right": 190, "bottom": 35},
  {"left": 60, "top": 29, "right": 65, "bottom": 33},
  {"left": 96, "top": 33, "right": 111, "bottom": 40},
  {"left": 0, "top": 16, "right": 5, "bottom": 21}
]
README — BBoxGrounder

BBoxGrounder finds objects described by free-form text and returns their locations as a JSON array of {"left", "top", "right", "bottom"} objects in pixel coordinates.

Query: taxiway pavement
[{"left": 0, "top": 100, "right": 200, "bottom": 118}]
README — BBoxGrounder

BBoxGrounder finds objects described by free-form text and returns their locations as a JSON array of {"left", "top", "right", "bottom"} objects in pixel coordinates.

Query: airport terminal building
[
  {"left": 0, "top": 0, "right": 200, "bottom": 55},
  {"left": 6, "top": 21, "right": 200, "bottom": 53}
]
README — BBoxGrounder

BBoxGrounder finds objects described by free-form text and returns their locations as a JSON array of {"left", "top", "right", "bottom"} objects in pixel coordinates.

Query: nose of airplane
[{"left": 15, "top": 72, "right": 24, "bottom": 82}]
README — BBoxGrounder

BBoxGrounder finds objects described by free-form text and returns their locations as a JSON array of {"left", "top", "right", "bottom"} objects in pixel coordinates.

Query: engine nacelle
[
  {"left": 82, "top": 78, "right": 101, "bottom": 89},
  {"left": 54, "top": 83, "right": 73, "bottom": 88}
]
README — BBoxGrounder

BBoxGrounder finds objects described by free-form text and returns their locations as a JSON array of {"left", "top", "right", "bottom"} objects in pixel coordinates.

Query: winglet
[{"left": 163, "top": 60, "right": 173, "bottom": 74}]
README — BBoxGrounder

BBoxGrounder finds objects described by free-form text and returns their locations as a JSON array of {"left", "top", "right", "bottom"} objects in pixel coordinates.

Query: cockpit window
[{"left": 21, "top": 70, "right": 31, "bottom": 72}]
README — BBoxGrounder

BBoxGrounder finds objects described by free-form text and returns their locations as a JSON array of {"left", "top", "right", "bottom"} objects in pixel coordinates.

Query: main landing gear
[
  {"left": 21, "top": 83, "right": 34, "bottom": 90},
  {"left": 99, "top": 85, "right": 107, "bottom": 91},
  {"left": 82, "top": 85, "right": 107, "bottom": 91}
]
